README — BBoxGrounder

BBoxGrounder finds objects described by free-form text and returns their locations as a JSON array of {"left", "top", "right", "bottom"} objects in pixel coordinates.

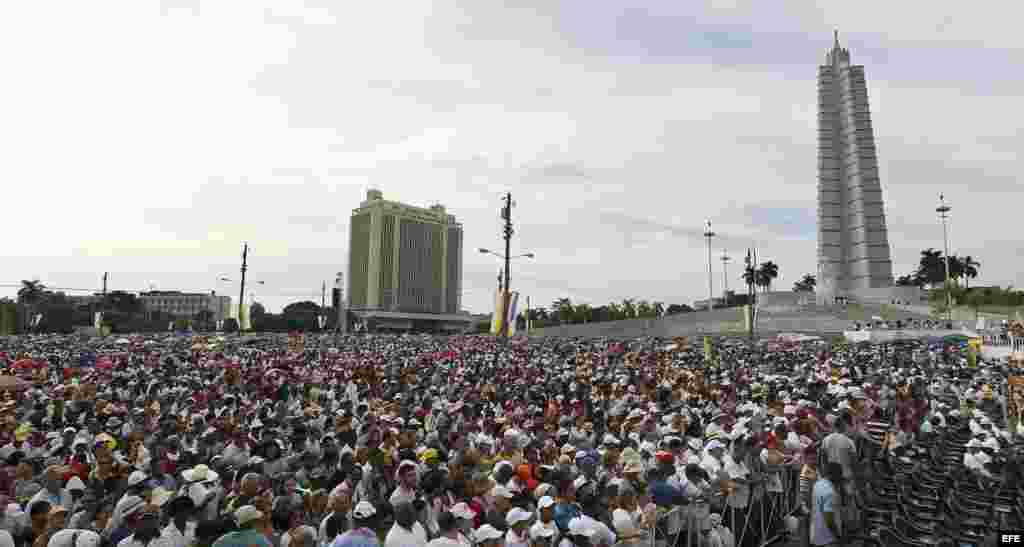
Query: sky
[{"left": 1, "top": 1, "right": 1022, "bottom": 314}]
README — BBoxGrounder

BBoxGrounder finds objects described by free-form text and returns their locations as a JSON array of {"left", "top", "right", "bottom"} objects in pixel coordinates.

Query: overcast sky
[{"left": 1, "top": 1, "right": 1021, "bottom": 314}]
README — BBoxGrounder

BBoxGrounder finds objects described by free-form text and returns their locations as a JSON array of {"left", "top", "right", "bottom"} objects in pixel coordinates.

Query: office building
[
  {"left": 816, "top": 32, "right": 917, "bottom": 306},
  {"left": 347, "top": 189, "right": 470, "bottom": 332},
  {"left": 138, "top": 291, "right": 232, "bottom": 322}
]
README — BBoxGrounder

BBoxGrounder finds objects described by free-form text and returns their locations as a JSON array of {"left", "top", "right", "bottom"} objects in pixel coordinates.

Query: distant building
[
  {"left": 347, "top": 189, "right": 471, "bottom": 332},
  {"left": 138, "top": 291, "right": 232, "bottom": 322}
]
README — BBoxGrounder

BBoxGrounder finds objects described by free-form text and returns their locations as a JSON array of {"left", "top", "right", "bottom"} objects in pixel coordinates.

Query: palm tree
[
  {"left": 915, "top": 248, "right": 945, "bottom": 288},
  {"left": 756, "top": 262, "right": 780, "bottom": 293},
  {"left": 17, "top": 280, "right": 47, "bottom": 332},
  {"left": 552, "top": 298, "right": 574, "bottom": 324},
  {"left": 607, "top": 302, "right": 623, "bottom": 321},
  {"left": 621, "top": 299, "right": 636, "bottom": 318},
  {"left": 742, "top": 265, "right": 757, "bottom": 293},
  {"left": 962, "top": 256, "right": 980, "bottom": 289},
  {"left": 574, "top": 303, "right": 593, "bottom": 324},
  {"left": 792, "top": 274, "right": 816, "bottom": 293}
]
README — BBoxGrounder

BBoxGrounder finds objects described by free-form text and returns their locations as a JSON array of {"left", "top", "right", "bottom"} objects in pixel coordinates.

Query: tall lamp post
[
  {"left": 936, "top": 195, "right": 953, "bottom": 322},
  {"left": 704, "top": 220, "right": 716, "bottom": 312},
  {"left": 721, "top": 251, "right": 731, "bottom": 305}
]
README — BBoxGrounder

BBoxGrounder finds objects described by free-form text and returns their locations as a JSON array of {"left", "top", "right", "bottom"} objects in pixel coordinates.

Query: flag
[
  {"left": 490, "top": 289, "right": 507, "bottom": 335},
  {"left": 505, "top": 292, "right": 520, "bottom": 336}
]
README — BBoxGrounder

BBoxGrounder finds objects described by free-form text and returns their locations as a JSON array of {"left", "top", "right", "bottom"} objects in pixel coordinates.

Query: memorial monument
[{"left": 816, "top": 31, "right": 915, "bottom": 306}]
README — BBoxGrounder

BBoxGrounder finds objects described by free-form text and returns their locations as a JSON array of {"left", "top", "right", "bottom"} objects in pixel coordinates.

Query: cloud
[{"left": 1, "top": 0, "right": 1022, "bottom": 315}]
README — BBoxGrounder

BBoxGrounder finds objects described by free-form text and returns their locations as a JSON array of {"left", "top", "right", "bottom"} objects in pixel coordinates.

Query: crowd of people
[{"left": 0, "top": 331, "right": 1013, "bottom": 547}]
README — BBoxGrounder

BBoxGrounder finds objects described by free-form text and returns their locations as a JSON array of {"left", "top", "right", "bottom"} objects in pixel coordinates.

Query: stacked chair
[{"left": 855, "top": 407, "right": 1021, "bottom": 547}]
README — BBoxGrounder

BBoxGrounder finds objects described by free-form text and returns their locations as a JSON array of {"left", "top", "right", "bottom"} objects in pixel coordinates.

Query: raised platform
[{"left": 528, "top": 301, "right": 935, "bottom": 340}]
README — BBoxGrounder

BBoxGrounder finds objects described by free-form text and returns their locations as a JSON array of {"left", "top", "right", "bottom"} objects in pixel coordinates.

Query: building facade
[
  {"left": 817, "top": 31, "right": 897, "bottom": 305},
  {"left": 138, "top": 291, "right": 232, "bottom": 322},
  {"left": 347, "top": 189, "right": 469, "bottom": 332}
]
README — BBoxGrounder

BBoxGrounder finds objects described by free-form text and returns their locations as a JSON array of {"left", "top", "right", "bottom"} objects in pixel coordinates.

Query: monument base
[{"left": 817, "top": 285, "right": 923, "bottom": 307}]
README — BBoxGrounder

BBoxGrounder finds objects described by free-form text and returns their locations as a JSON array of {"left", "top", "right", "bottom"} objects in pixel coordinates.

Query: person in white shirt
[{"left": 385, "top": 503, "right": 427, "bottom": 547}]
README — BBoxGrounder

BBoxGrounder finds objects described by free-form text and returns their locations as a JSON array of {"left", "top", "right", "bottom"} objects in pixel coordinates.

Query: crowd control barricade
[{"left": 644, "top": 465, "right": 804, "bottom": 547}]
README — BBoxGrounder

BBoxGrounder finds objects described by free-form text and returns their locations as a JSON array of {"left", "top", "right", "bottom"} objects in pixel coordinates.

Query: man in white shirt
[{"left": 821, "top": 415, "right": 856, "bottom": 481}]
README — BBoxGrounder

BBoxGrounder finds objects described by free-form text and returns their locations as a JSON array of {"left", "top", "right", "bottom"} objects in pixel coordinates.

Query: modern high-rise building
[
  {"left": 817, "top": 31, "right": 915, "bottom": 306},
  {"left": 347, "top": 189, "right": 471, "bottom": 332}
]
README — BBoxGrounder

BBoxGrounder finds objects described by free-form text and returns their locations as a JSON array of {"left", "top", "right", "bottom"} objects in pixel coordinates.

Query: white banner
[
  {"left": 94, "top": 312, "right": 103, "bottom": 329},
  {"left": 318, "top": 315, "right": 327, "bottom": 329}
]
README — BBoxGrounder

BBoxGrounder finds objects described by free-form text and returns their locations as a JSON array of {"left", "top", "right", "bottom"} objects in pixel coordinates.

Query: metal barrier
[{"left": 645, "top": 464, "right": 805, "bottom": 547}]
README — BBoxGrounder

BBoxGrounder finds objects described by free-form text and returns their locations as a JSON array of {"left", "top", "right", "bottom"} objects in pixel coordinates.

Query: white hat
[
  {"left": 182, "top": 465, "right": 219, "bottom": 484},
  {"left": 490, "top": 485, "right": 514, "bottom": 499},
  {"left": 352, "top": 501, "right": 377, "bottom": 519},
  {"left": 127, "top": 471, "right": 149, "bottom": 487},
  {"left": 568, "top": 517, "right": 596, "bottom": 537},
  {"left": 705, "top": 440, "right": 725, "bottom": 452},
  {"left": 474, "top": 525, "right": 504, "bottom": 542},
  {"left": 537, "top": 495, "right": 556, "bottom": 509},
  {"left": 506, "top": 507, "right": 532, "bottom": 526},
  {"left": 47, "top": 530, "right": 101, "bottom": 547},
  {"left": 451, "top": 502, "right": 477, "bottom": 520},
  {"left": 234, "top": 505, "right": 264, "bottom": 526},
  {"left": 65, "top": 476, "right": 86, "bottom": 492}
]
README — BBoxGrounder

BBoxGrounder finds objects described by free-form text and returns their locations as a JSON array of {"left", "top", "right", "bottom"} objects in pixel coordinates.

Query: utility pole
[
  {"left": 239, "top": 242, "right": 248, "bottom": 331},
  {"left": 703, "top": 220, "right": 715, "bottom": 312},
  {"left": 526, "top": 295, "right": 531, "bottom": 335},
  {"left": 321, "top": 280, "right": 327, "bottom": 331},
  {"left": 501, "top": 192, "right": 513, "bottom": 338},
  {"left": 937, "top": 195, "right": 953, "bottom": 322},
  {"left": 721, "top": 251, "right": 731, "bottom": 303},
  {"left": 102, "top": 273, "right": 108, "bottom": 296}
]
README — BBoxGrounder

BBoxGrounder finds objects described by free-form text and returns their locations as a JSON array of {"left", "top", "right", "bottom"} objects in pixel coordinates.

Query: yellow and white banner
[
  {"left": 505, "top": 292, "right": 520, "bottom": 336},
  {"left": 490, "top": 289, "right": 506, "bottom": 335}
]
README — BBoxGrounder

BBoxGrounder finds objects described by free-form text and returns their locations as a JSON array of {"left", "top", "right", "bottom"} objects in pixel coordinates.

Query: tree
[
  {"left": 895, "top": 274, "right": 921, "bottom": 287},
  {"left": 573, "top": 303, "right": 593, "bottom": 324},
  {"left": 282, "top": 301, "right": 321, "bottom": 331},
  {"left": 621, "top": 299, "right": 636, "bottom": 318},
  {"left": 636, "top": 300, "right": 653, "bottom": 318},
  {"left": 914, "top": 248, "right": 946, "bottom": 288},
  {"left": 17, "top": 280, "right": 47, "bottom": 332},
  {"left": 666, "top": 303, "right": 693, "bottom": 315},
  {"left": 961, "top": 255, "right": 980, "bottom": 289},
  {"left": 652, "top": 302, "right": 665, "bottom": 317},
  {"left": 552, "top": 298, "right": 573, "bottom": 324},
  {"left": 756, "top": 261, "right": 779, "bottom": 293},
  {"left": 792, "top": 273, "right": 816, "bottom": 293}
]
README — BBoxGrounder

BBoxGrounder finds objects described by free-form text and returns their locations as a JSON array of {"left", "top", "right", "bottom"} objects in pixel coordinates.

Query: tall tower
[{"left": 817, "top": 30, "right": 894, "bottom": 305}]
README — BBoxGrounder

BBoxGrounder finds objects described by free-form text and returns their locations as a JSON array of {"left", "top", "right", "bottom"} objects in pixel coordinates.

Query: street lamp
[
  {"left": 936, "top": 195, "right": 953, "bottom": 322},
  {"left": 479, "top": 248, "right": 535, "bottom": 260},
  {"left": 704, "top": 220, "right": 715, "bottom": 312},
  {"left": 721, "top": 251, "right": 731, "bottom": 305}
]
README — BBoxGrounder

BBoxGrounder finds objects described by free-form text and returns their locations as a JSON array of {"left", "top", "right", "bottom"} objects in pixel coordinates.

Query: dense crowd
[{"left": 0, "top": 332, "right": 1013, "bottom": 547}]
